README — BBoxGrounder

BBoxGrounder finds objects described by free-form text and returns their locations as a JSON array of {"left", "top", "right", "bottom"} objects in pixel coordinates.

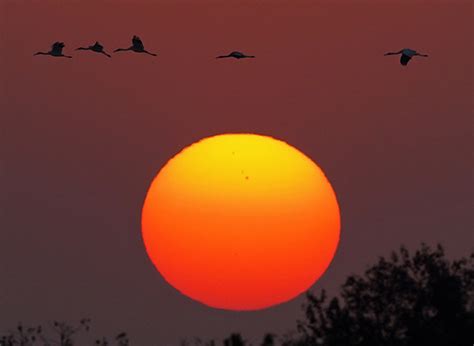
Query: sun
[{"left": 141, "top": 134, "right": 340, "bottom": 311}]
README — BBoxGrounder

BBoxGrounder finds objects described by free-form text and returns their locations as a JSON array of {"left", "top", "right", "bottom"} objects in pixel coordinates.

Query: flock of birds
[{"left": 34, "top": 35, "right": 428, "bottom": 66}]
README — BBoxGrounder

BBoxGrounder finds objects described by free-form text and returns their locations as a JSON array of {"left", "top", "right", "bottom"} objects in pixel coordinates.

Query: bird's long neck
[
  {"left": 34, "top": 51, "right": 49, "bottom": 56},
  {"left": 76, "top": 47, "right": 90, "bottom": 51},
  {"left": 115, "top": 47, "right": 132, "bottom": 52}
]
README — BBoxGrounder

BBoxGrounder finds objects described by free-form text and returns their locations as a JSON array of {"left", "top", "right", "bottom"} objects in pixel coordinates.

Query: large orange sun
[{"left": 142, "top": 134, "right": 340, "bottom": 310}]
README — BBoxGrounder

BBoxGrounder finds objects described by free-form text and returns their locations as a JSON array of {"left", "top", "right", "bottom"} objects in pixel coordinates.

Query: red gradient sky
[{"left": 1, "top": 0, "right": 472, "bottom": 344}]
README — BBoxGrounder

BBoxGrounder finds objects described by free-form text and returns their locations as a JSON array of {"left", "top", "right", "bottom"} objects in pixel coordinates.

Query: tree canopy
[
  {"left": 290, "top": 244, "right": 473, "bottom": 346},
  {"left": 2, "top": 244, "right": 472, "bottom": 346}
]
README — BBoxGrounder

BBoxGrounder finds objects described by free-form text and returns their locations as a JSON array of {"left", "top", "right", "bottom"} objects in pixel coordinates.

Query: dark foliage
[
  {"left": 290, "top": 244, "right": 473, "bottom": 346},
  {"left": 260, "top": 333, "right": 275, "bottom": 346},
  {"left": 181, "top": 332, "right": 275, "bottom": 346},
  {"left": 0, "top": 319, "right": 127, "bottom": 346},
  {"left": 223, "top": 333, "right": 246, "bottom": 346},
  {"left": 2, "top": 244, "right": 472, "bottom": 346}
]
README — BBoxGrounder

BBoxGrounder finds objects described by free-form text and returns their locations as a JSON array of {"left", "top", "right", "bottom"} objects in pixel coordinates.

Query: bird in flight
[
  {"left": 384, "top": 48, "right": 428, "bottom": 66},
  {"left": 34, "top": 42, "right": 72, "bottom": 58},
  {"left": 114, "top": 36, "right": 157, "bottom": 56},
  {"left": 216, "top": 51, "right": 255, "bottom": 59},
  {"left": 76, "top": 41, "right": 111, "bottom": 58}
]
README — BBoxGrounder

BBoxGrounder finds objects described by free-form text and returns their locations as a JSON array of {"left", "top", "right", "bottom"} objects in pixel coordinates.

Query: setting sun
[{"left": 142, "top": 134, "right": 340, "bottom": 310}]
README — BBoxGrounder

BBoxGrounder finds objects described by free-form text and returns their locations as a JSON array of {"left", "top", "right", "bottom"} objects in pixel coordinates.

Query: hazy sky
[{"left": 1, "top": 0, "right": 472, "bottom": 345}]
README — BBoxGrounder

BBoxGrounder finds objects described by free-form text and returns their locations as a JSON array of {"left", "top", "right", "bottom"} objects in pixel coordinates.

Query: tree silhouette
[
  {"left": 181, "top": 332, "right": 276, "bottom": 346},
  {"left": 3, "top": 244, "right": 472, "bottom": 346},
  {"left": 0, "top": 319, "right": 91, "bottom": 346},
  {"left": 288, "top": 244, "right": 473, "bottom": 346},
  {"left": 0, "top": 323, "right": 43, "bottom": 346},
  {"left": 0, "top": 319, "right": 128, "bottom": 346},
  {"left": 95, "top": 332, "right": 129, "bottom": 346},
  {"left": 223, "top": 333, "right": 246, "bottom": 346},
  {"left": 260, "top": 333, "right": 275, "bottom": 346},
  {"left": 180, "top": 336, "right": 216, "bottom": 346}
]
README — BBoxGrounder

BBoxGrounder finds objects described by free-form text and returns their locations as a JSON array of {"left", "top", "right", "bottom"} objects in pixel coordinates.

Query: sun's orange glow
[{"left": 142, "top": 134, "right": 340, "bottom": 310}]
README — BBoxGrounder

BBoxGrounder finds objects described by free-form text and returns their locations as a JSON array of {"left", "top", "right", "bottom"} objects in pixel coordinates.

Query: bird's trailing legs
[{"left": 142, "top": 50, "right": 157, "bottom": 56}]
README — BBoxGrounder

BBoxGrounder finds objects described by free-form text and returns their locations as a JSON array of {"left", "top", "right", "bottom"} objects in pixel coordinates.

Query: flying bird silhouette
[
  {"left": 384, "top": 48, "right": 428, "bottom": 66},
  {"left": 34, "top": 42, "right": 72, "bottom": 58},
  {"left": 216, "top": 51, "right": 255, "bottom": 59},
  {"left": 76, "top": 41, "right": 111, "bottom": 57},
  {"left": 114, "top": 35, "right": 157, "bottom": 56}
]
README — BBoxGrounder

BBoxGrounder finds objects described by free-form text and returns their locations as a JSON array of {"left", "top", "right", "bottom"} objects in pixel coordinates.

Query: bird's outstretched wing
[
  {"left": 132, "top": 35, "right": 144, "bottom": 50},
  {"left": 52, "top": 42, "right": 64, "bottom": 54},
  {"left": 400, "top": 54, "right": 411, "bottom": 66}
]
